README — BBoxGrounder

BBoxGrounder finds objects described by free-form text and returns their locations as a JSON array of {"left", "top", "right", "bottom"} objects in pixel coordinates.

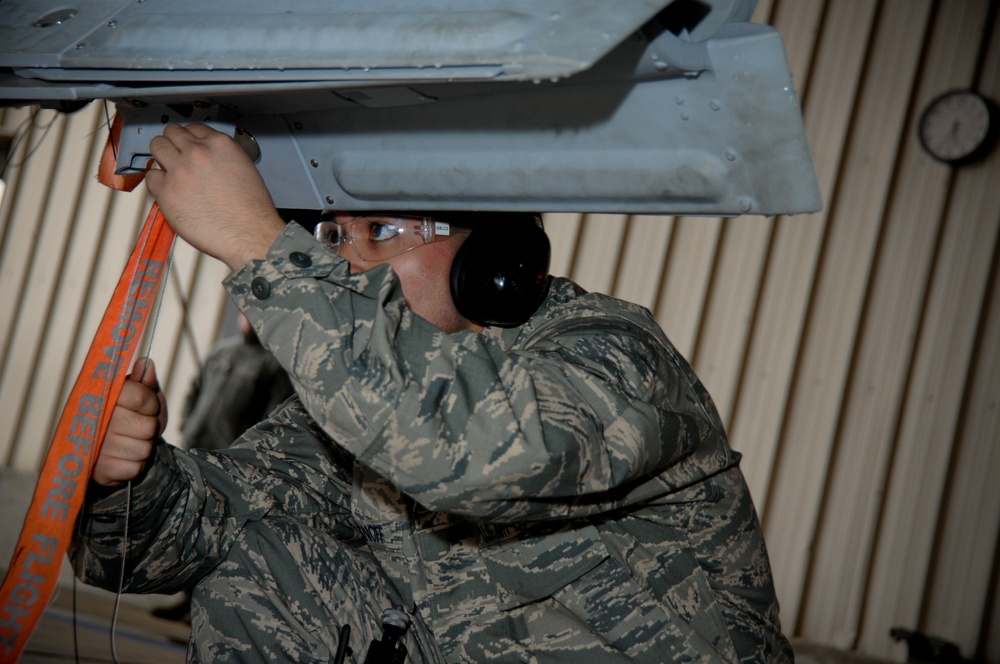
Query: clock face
[{"left": 918, "top": 91, "right": 998, "bottom": 165}]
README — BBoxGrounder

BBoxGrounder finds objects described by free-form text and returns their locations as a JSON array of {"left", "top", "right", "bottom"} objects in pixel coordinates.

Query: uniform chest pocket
[
  {"left": 480, "top": 523, "right": 609, "bottom": 611},
  {"left": 351, "top": 469, "right": 409, "bottom": 554}
]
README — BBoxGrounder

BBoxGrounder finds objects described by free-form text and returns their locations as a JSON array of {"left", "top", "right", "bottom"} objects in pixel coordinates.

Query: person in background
[{"left": 180, "top": 312, "right": 295, "bottom": 453}]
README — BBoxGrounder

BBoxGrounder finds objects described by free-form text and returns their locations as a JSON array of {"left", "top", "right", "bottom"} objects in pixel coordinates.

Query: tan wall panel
[
  {"left": 797, "top": 0, "right": 951, "bottom": 648},
  {"left": 541, "top": 212, "right": 583, "bottom": 278},
  {"left": 921, "top": 245, "right": 1000, "bottom": 657},
  {"left": 856, "top": 0, "right": 998, "bottom": 657},
  {"left": 988, "top": 562, "right": 1000, "bottom": 664},
  {"left": 737, "top": 0, "right": 878, "bottom": 523},
  {"left": 861, "top": 155, "right": 1000, "bottom": 658},
  {"left": 155, "top": 240, "right": 201, "bottom": 392},
  {"left": 653, "top": 217, "right": 721, "bottom": 358},
  {"left": 0, "top": 107, "right": 36, "bottom": 246},
  {"left": 615, "top": 215, "right": 672, "bottom": 313},
  {"left": 806, "top": 4, "right": 997, "bottom": 657},
  {"left": 569, "top": 213, "right": 628, "bottom": 293},
  {"left": 690, "top": 217, "right": 774, "bottom": 428},
  {"left": 0, "top": 111, "right": 73, "bottom": 466},
  {"left": 921, "top": 11, "right": 1000, "bottom": 649},
  {"left": 2, "top": 106, "right": 107, "bottom": 471},
  {"left": 775, "top": 0, "right": 934, "bottom": 644},
  {"left": 863, "top": 175, "right": 999, "bottom": 647},
  {"left": 761, "top": 0, "right": 825, "bottom": 89},
  {"left": 0, "top": 110, "right": 68, "bottom": 465}
]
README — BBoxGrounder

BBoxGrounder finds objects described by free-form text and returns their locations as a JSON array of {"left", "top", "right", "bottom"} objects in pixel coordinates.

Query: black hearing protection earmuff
[{"left": 449, "top": 216, "right": 552, "bottom": 328}]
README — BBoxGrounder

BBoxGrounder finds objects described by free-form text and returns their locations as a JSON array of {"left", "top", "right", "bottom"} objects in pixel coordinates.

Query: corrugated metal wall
[{"left": 1, "top": 0, "right": 998, "bottom": 661}]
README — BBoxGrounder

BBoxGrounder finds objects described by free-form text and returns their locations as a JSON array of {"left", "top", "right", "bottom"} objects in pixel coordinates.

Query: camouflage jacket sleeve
[
  {"left": 227, "top": 223, "right": 736, "bottom": 523},
  {"left": 71, "top": 398, "right": 354, "bottom": 594}
]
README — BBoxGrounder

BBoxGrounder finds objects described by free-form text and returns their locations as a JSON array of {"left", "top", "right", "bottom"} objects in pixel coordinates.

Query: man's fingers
[
  {"left": 161, "top": 122, "right": 197, "bottom": 142},
  {"left": 183, "top": 123, "right": 216, "bottom": 139},
  {"left": 92, "top": 358, "right": 163, "bottom": 488},
  {"left": 160, "top": 122, "right": 216, "bottom": 145},
  {"left": 149, "top": 124, "right": 211, "bottom": 171},
  {"left": 131, "top": 357, "right": 160, "bottom": 390},
  {"left": 91, "top": 453, "right": 150, "bottom": 487},
  {"left": 144, "top": 167, "right": 165, "bottom": 197},
  {"left": 116, "top": 375, "right": 161, "bottom": 417},
  {"left": 107, "top": 402, "right": 161, "bottom": 440},
  {"left": 102, "top": 429, "right": 155, "bottom": 461},
  {"left": 148, "top": 133, "right": 180, "bottom": 168}
]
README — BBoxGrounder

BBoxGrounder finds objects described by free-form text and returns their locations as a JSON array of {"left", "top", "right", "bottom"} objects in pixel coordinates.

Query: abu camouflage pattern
[{"left": 73, "top": 224, "right": 793, "bottom": 662}]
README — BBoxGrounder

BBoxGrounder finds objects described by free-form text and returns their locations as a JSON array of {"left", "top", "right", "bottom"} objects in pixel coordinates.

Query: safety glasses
[{"left": 314, "top": 214, "right": 456, "bottom": 262}]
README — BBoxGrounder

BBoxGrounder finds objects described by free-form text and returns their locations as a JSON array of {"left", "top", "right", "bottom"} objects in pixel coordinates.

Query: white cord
[
  {"left": 109, "top": 480, "right": 131, "bottom": 664},
  {"left": 106, "top": 229, "right": 178, "bottom": 663}
]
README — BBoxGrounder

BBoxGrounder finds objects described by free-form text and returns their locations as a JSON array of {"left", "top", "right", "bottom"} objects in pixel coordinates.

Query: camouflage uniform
[{"left": 73, "top": 223, "right": 793, "bottom": 663}]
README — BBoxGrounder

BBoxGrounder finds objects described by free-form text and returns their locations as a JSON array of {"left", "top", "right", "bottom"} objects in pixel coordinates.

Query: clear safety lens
[{"left": 314, "top": 215, "right": 452, "bottom": 261}]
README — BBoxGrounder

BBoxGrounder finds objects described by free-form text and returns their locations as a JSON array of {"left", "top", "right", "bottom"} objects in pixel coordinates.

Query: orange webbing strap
[
  {"left": 0, "top": 115, "right": 173, "bottom": 662},
  {"left": 96, "top": 113, "right": 147, "bottom": 193}
]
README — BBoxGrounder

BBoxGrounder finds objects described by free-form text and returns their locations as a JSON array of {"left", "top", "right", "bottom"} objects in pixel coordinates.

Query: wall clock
[{"left": 917, "top": 90, "right": 999, "bottom": 166}]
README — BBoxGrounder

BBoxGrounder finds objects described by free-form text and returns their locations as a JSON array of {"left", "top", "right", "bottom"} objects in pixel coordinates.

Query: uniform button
[
  {"left": 333, "top": 522, "right": 355, "bottom": 541},
  {"left": 91, "top": 514, "right": 118, "bottom": 524},
  {"left": 251, "top": 276, "right": 271, "bottom": 299},
  {"left": 289, "top": 251, "right": 312, "bottom": 267}
]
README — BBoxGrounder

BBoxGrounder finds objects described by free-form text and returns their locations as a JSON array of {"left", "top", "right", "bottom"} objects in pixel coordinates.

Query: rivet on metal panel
[
  {"left": 325, "top": 196, "right": 335, "bottom": 205},
  {"left": 725, "top": 150, "right": 737, "bottom": 161},
  {"left": 310, "top": 159, "right": 319, "bottom": 168},
  {"left": 738, "top": 198, "right": 752, "bottom": 212},
  {"left": 107, "top": 20, "right": 118, "bottom": 28}
]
